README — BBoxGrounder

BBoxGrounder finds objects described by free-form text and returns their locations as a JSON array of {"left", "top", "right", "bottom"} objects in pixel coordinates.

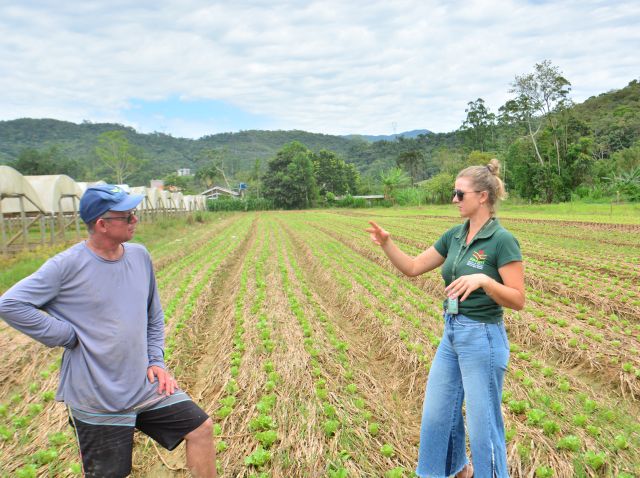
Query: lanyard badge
[{"left": 447, "top": 296, "right": 459, "bottom": 314}]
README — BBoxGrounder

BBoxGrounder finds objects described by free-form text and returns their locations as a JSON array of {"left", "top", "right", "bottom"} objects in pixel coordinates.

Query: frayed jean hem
[{"left": 415, "top": 459, "right": 469, "bottom": 478}]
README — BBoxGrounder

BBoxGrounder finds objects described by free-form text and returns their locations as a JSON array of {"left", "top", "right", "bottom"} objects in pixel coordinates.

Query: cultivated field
[{"left": 0, "top": 207, "right": 639, "bottom": 477}]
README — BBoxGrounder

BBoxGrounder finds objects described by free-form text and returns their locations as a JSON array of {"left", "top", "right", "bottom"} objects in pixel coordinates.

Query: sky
[{"left": 1, "top": 0, "right": 638, "bottom": 139}]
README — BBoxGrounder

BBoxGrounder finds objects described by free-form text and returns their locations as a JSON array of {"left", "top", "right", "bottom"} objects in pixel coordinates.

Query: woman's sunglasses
[{"left": 452, "top": 189, "right": 482, "bottom": 201}]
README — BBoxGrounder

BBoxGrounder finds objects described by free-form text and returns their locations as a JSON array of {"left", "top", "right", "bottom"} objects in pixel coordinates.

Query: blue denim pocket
[{"left": 496, "top": 323, "right": 510, "bottom": 350}]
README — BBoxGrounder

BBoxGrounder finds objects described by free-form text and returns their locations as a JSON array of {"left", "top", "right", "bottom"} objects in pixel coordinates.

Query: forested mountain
[
  {"left": 1, "top": 74, "right": 639, "bottom": 203},
  {"left": 0, "top": 119, "right": 358, "bottom": 182},
  {"left": 343, "top": 129, "right": 432, "bottom": 142}
]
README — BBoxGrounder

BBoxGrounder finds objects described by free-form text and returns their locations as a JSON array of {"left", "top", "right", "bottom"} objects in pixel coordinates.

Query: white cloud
[{"left": 1, "top": 0, "right": 639, "bottom": 137}]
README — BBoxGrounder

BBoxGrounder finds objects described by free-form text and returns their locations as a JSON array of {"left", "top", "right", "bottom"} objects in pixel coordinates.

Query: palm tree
[{"left": 380, "top": 168, "right": 410, "bottom": 203}]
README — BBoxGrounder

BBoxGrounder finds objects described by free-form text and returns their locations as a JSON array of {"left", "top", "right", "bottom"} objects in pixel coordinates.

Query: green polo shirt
[{"left": 434, "top": 218, "right": 522, "bottom": 324}]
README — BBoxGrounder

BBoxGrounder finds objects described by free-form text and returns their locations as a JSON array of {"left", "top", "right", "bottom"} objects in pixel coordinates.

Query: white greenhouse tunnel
[{"left": 0, "top": 165, "right": 207, "bottom": 253}]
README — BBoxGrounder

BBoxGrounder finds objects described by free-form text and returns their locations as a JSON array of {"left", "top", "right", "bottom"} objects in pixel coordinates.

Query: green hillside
[
  {"left": 0, "top": 119, "right": 359, "bottom": 183},
  {"left": 1, "top": 77, "right": 639, "bottom": 203}
]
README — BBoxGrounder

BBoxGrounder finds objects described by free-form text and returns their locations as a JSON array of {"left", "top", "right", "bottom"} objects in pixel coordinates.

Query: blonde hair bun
[
  {"left": 486, "top": 158, "right": 501, "bottom": 176},
  {"left": 458, "top": 158, "right": 507, "bottom": 211}
]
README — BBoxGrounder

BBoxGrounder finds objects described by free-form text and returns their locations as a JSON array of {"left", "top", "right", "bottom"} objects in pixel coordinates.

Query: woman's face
[{"left": 453, "top": 177, "right": 483, "bottom": 218}]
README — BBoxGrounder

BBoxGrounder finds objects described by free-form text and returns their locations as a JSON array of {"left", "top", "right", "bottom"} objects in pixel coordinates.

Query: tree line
[{"left": 2, "top": 60, "right": 639, "bottom": 205}]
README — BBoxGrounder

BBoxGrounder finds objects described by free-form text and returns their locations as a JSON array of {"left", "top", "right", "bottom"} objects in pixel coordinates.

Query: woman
[{"left": 367, "top": 159, "right": 524, "bottom": 477}]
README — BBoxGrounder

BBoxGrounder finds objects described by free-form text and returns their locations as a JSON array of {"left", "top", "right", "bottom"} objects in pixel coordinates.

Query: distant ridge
[{"left": 343, "top": 129, "right": 432, "bottom": 142}]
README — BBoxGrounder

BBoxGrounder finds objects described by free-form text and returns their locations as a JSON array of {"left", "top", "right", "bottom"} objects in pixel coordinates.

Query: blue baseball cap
[{"left": 79, "top": 184, "right": 143, "bottom": 223}]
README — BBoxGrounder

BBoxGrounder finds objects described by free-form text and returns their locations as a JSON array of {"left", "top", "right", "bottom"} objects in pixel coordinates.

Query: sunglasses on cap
[
  {"left": 452, "top": 189, "right": 483, "bottom": 201},
  {"left": 100, "top": 211, "right": 136, "bottom": 224}
]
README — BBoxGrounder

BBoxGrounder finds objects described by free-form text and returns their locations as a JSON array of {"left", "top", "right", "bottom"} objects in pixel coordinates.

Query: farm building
[{"left": 202, "top": 186, "right": 240, "bottom": 200}]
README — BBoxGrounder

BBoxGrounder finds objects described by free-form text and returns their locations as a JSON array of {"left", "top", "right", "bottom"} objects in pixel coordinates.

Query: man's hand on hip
[{"left": 147, "top": 365, "right": 178, "bottom": 396}]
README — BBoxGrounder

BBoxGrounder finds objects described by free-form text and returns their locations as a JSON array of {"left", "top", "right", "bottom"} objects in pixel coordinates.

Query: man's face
[{"left": 99, "top": 210, "right": 138, "bottom": 242}]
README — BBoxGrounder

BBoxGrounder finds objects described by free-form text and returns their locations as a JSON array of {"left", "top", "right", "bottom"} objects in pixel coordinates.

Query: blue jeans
[{"left": 416, "top": 313, "right": 510, "bottom": 477}]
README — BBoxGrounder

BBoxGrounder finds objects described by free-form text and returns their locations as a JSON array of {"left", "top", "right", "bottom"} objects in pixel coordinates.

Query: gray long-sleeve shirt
[{"left": 0, "top": 242, "right": 165, "bottom": 413}]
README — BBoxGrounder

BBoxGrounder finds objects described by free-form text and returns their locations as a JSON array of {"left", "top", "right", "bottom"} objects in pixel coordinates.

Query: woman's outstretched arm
[{"left": 367, "top": 221, "right": 445, "bottom": 277}]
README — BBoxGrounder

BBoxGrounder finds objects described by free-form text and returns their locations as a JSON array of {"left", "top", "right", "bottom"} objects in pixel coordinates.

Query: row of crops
[{"left": 0, "top": 209, "right": 638, "bottom": 477}]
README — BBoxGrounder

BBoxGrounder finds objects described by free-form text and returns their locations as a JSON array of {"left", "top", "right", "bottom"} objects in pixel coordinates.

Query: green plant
[
  {"left": 613, "top": 434, "right": 629, "bottom": 450},
  {"left": 557, "top": 435, "right": 581, "bottom": 452},
  {"left": 249, "top": 414, "right": 276, "bottom": 432},
  {"left": 572, "top": 414, "right": 587, "bottom": 426},
  {"left": 216, "top": 440, "right": 228, "bottom": 453},
  {"left": 41, "top": 390, "right": 55, "bottom": 402},
  {"left": 328, "top": 466, "right": 349, "bottom": 478},
  {"left": 15, "top": 464, "right": 37, "bottom": 478},
  {"left": 256, "top": 395, "right": 277, "bottom": 414},
  {"left": 385, "top": 467, "right": 406, "bottom": 478},
  {"left": 255, "top": 430, "right": 278, "bottom": 448},
  {"left": 542, "top": 420, "right": 560, "bottom": 436},
  {"left": 526, "top": 408, "right": 546, "bottom": 425},
  {"left": 0, "top": 425, "right": 14, "bottom": 441},
  {"left": 323, "top": 419, "right": 340, "bottom": 437},
  {"left": 323, "top": 403, "right": 337, "bottom": 418},
  {"left": 586, "top": 425, "right": 600, "bottom": 437},
  {"left": 245, "top": 446, "right": 271, "bottom": 467},
  {"left": 12, "top": 415, "right": 30, "bottom": 428},
  {"left": 508, "top": 400, "right": 528, "bottom": 414},
  {"left": 380, "top": 443, "right": 395, "bottom": 458},
  {"left": 215, "top": 406, "right": 232, "bottom": 419},
  {"left": 535, "top": 466, "right": 554, "bottom": 477},
  {"left": 582, "top": 451, "right": 606, "bottom": 470},
  {"left": 33, "top": 448, "right": 58, "bottom": 465},
  {"left": 48, "top": 431, "right": 68, "bottom": 446}
]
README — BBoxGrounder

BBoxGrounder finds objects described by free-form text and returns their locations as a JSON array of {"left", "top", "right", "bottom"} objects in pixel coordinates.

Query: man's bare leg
[{"left": 184, "top": 418, "right": 217, "bottom": 478}]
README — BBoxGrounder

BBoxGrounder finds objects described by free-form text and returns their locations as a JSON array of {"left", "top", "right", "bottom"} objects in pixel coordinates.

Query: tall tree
[
  {"left": 395, "top": 150, "right": 425, "bottom": 186},
  {"left": 509, "top": 60, "right": 572, "bottom": 173},
  {"left": 313, "top": 149, "right": 359, "bottom": 196},
  {"left": 249, "top": 158, "right": 263, "bottom": 199},
  {"left": 263, "top": 142, "right": 318, "bottom": 209},
  {"left": 195, "top": 148, "right": 232, "bottom": 189},
  {"left": 460, "top": 98, "right": 496, "bottom": 152},
  {"left": 95, "top": 130, "right": 144, "bottom": 184},
  {"left": 11, "top": 147, "right": 57, "bottom": 175}
]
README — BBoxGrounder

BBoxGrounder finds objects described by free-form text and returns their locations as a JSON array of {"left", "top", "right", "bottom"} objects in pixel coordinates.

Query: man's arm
[
  {"left": 0, "top": 260, "right": 77, "bottom": 349},
  {"left": 146, "top": 264, "right": 165, "bottom": 368},
  {"left": 145, "top": 258, "right": 177, "bottom": 395}
]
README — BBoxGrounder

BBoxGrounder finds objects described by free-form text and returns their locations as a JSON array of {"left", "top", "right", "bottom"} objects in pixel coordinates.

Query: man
[{"left": 0, "top": 185, "right": 216, "bottom": 477}]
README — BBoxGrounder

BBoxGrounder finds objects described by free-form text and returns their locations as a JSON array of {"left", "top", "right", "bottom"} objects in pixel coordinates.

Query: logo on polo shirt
[{"left": 467, "top": 249, "right": 487, "bottom": 270}]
